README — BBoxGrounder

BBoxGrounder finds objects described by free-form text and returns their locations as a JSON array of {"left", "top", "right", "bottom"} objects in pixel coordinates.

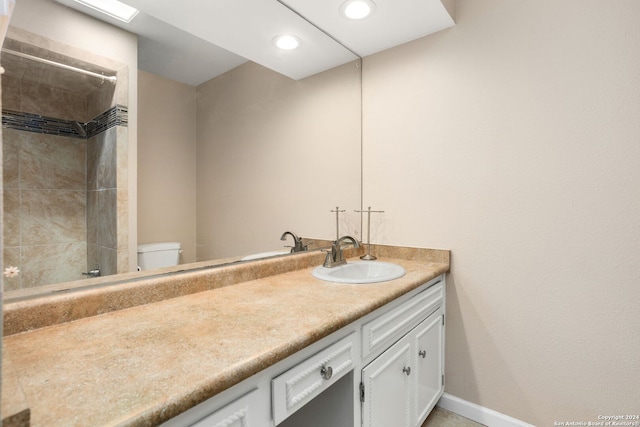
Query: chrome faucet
[
  {"left": 280, "top": 231, "right": 307, "bottom": 253},
  {"left": 82, "top": 265, "right": 101, "bottom": 278},
  {"left": 323, "top": 235, "right": 360, "bottom": 268}
]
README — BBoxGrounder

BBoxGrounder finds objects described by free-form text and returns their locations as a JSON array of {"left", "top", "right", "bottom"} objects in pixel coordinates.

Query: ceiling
[{"left": 53, "top": 0, "right": 455, "bottom": 86}]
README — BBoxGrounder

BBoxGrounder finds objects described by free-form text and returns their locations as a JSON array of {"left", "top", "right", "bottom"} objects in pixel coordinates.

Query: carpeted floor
[{"left": 422, "top": 407, "right": 486, "bottom": 427}]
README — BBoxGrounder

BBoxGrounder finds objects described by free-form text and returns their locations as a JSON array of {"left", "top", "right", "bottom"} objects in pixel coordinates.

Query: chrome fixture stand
[
  {"left": 330, "top": 206, "right": 346, "bottom": 240},
  {"left": 355, "top": 207, "right": 384, "bottom": 260}
]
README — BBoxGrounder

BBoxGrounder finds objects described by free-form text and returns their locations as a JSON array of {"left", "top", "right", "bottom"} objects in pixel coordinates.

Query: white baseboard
[{"left": 437, "top": 393, "right": 535, "bottom": 427}]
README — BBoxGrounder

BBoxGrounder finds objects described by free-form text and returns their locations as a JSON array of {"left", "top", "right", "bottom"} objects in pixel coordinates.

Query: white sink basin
[
  {"left": 241, "top": 250, "right": 289, "bottom": 261},
  {"left": 312, "top": 261, "right": 406, "bottom": 284}
]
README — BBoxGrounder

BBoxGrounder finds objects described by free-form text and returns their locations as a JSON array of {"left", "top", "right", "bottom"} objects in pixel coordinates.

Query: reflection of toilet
[{"left": 137, "top": 242, "right": 181, "bottom": 270}]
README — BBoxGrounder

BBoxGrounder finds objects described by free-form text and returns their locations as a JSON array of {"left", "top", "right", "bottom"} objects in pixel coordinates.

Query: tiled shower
[{"left": 1, "top": 38, "right": 129, "bottom": 291}]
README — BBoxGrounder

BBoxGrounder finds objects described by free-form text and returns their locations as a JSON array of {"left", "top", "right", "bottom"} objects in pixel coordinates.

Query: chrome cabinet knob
[
  {"left": 402, "top": 366, "right": 411, "bottom": 376},
  {"left": 320, "top": 366, "right": 333, "bottom": 380},
  {"left": 418, "top": 350, "right": 426, "bottom": 358}
]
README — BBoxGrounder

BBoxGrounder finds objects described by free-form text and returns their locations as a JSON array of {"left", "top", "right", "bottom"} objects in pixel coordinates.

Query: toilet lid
[{"left": 137, "top": 242, "right": 181, "bottom": 253}]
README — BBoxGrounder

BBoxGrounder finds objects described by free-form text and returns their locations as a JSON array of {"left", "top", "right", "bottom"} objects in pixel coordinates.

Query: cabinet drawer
[
  {"left": 191, "top": 389, "right": 260, "bottom": 427},
  {"left": 272, "top": 333, "right": 356, "bottom": 425},
  {"left": 362, "top": 280, "right": 443, "bottom": 359}
]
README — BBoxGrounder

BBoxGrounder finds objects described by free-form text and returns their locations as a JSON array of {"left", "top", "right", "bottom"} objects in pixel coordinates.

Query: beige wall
[
  {"left": 139, "top": 61, "right": 361, "bottom": 263},
  {"left": 196, "top": 61, "right": 361, "bottom": 260},
  {"left": 137, "top": 70, "right": 197, "bottom": 263},
  {"left": 363, "top": 0, "right": 640, "bottom": 424},
  {"left": 8, "top": 0, "right": 139, "bottom": 271}
]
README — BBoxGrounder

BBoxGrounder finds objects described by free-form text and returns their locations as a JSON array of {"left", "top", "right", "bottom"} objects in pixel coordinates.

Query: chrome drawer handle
[
  {"left": 418, "top": 350, "right": 426, "bottom": 358},
  {"left": 320, "top": 366, "right": 333, "bottom": 380},
  {"left": 402, "top": 366, "right": 411, "bottom": 376}
]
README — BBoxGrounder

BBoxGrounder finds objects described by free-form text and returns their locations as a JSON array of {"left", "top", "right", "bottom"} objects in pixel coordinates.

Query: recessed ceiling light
[
  {"left": 72, "top": 0, "right": 139, "bottom": 23},
  {"left": 340, "top": 0, "right": 376, "bottom": 20},
  {"left": 273, "top": 35, "right": 302, "bottom": 51}
]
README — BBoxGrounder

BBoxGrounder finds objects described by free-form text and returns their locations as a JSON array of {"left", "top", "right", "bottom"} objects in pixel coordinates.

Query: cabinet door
[
  {"left": 413, "top": 308, "right": 444, "bottom": 426},
  {"left": 362, "top": 336, "right": 412, "bottom": 427}
]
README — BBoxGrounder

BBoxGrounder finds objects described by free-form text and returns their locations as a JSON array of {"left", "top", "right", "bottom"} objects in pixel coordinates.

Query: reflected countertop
[{"left": 1, "top": 245, "right": 449, "bottom": 427}]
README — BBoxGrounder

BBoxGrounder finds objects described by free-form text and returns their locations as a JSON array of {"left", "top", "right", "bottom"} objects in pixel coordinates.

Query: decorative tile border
[
  {"left": 86, "top": 105, "right": 128, "bottom": 138},
  {"left": 2, "top": 109, "right": 86, "bottom": 138},
  {"left": 2, "top": 105, "right": 128, "bottom": 139}
]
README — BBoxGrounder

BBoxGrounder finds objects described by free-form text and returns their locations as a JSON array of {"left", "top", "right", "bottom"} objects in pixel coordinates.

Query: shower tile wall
[
  {"left": 2, "top": 74, "right": 88, "bottom": 122},
  {"left": 3, "top": 129, "right": 87, "bottom": 289},
  {"left": 1, "top": 62, "right": 128, "bottom": 291},
  {"left": 87, "top": 125, "right": 129, "bottom": 277}
]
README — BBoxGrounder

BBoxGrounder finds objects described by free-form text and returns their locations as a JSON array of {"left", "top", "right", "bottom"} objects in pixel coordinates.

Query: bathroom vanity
[
  {"left": 168, "top": 275, "right": 444, "bottom": 427},
  {"left": 1, "top": 246, "right": 449, "bottom": 427}
]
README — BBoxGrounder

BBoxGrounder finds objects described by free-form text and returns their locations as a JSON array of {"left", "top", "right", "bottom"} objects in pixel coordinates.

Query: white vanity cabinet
[
  {"left": 163, "top": 275, "right": 445, "bottom": 427},
  {"left": 361, "top": 283, "right": 445, "bottom": 427}
]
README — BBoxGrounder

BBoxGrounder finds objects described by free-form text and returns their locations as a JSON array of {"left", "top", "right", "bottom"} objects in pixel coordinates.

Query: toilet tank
[{"left": 137, "top": 242, "right": 181, "bottom": 270}]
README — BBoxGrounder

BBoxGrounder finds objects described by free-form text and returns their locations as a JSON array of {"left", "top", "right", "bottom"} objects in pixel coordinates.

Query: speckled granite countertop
[{"left": 2, "top": 246, "right": 449, "bottom": 427}]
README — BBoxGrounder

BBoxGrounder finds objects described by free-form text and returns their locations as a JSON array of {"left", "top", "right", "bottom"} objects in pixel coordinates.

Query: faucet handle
[{"left": 322, "top": 249, "right": 335, "bottom": 268}]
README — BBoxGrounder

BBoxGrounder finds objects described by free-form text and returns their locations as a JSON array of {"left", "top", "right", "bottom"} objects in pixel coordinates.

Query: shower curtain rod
[{"left": 1, "top": 48, "right": 117, "bottom": 83}]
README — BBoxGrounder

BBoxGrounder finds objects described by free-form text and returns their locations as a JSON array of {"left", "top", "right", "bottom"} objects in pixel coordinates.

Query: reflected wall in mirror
[
  {"left": 140, "top": 59, "right": 362, "bottom": 263},
  {"left": 1, "top": 0, "right": 362, "bottom": 299}
]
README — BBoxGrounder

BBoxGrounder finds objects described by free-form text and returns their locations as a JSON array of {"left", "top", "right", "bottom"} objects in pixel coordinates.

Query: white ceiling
[
  {"left": 280, "top": 0, "right": 454, "bottom": 57},
  {"left": 54, "top": 0, "right": 454, "bottom": 86}
]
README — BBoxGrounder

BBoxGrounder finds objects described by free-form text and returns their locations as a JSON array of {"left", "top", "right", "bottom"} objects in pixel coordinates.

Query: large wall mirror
[
  {"left": 1, "top": 0, "right": 363, "bottom": 300},
  {"left": 2, "top": 0, "right": 455, "bottom": 301}
]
